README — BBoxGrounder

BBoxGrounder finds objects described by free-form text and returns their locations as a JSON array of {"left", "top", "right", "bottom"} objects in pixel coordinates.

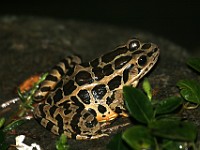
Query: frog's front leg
[
  {"left": 34, "top": 103, "right": 108, "bottom": 140},
  {"left": 34, "top": 55, "right": 81, "bottom": 101},
  {"left": 108, "top": 90, "right": 129, "bottom": 117}
]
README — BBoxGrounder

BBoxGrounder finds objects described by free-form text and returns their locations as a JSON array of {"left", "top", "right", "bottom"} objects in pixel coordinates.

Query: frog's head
[
  {"left": 93, "top": 38, "right": 159, "bottom": 87},
  {"left": 122, "top": 38, "right": 160, "bottom": 86}
]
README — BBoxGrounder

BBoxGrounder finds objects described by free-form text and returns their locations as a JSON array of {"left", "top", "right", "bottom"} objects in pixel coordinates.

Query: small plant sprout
[{"left": 142, "top": 78, "right": 152, "bottom": 101}]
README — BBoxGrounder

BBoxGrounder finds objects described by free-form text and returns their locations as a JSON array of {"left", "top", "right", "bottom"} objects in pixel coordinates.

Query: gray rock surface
[{"left": 0, "top": 16, "right": 199, "bottom": 150}]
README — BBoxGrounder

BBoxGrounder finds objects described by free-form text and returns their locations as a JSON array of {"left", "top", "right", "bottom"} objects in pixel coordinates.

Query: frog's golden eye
[
  {"left": 138, "top": 55, "right": 147, "bottom": 66},
  {"left": 128, "top": 39, "right": 140, "bottom": 51}
]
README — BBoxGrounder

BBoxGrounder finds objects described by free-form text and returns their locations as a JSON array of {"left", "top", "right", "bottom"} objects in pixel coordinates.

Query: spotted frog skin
[{"left": 33, "top": 38, "right": 159, "bottom": 140}]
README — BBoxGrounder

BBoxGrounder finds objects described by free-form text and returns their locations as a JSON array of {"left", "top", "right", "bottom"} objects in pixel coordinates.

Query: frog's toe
[
  {"left": 75, "top": 133, "right": 109, "bottom": 140},
  {"left": 90, "top": 133, "right": 109, "bottom": 139}
]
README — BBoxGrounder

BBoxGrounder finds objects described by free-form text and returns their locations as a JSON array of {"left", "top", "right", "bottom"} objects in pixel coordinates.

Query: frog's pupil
[{"left": 138, "top": 55, "right": 147, "bottom": 66}]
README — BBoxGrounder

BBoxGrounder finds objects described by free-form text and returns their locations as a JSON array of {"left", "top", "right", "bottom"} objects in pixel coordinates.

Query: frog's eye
[
  {"left": 128, "top": 39, "right": 140, "bottom": 51},
  {"left": 138, "top": 55, "right": 147, "bottom": 66}
]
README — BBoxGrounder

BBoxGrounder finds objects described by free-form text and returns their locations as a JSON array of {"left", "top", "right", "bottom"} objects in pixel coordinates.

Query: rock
[{"left": 0, "top": 16, "right": 199, "bottom": 150}]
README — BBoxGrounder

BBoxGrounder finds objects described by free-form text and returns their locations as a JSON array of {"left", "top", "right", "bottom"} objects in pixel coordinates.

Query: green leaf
[
  {"left": 123, "top": 86, "right": 154, "bottom": 124},
  {"left": 154, "top": 97, "right": 183, "bottom": 115},
  {"left": 187, "top": 58, "right": 200, "bottom": 73},
  {"left": 107, "top": 133, "right": 130, "bottom": 150},
  {"left": 177, "top": 80, "right": 200, "bottom": 104},
  {"left": 3, "top": 119, "right": 26, "bottom": 132},
  {"left": 122, "top": 126, "right": 155, "bottom": 150},
  {"left": 0, "top": 130, "right": 5, "bottom": 144},
  {"left": 142, "top": 78, "right": 152, "bottom": 100},
  {"left": 0, "top": 118, "right": 5, "bottom": 128},
  {"left": 0, "top": 130, "right": 8, "bottom": 150},
  {"left": 56, "top": 134, "right": 70, "bottom": 150},
  {"left": 149, "top": 119, "right": 197, "bottom": 142},
  {"left": 0, "top": 143, "right": 9, "bottom": 150},
  {"left": 162, "top": 140, "right": 190, "bottom": 150}
]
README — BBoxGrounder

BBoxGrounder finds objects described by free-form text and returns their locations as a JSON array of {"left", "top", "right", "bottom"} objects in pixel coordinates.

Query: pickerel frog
[{"left": 33, "top": 38, "right": 159, "bottom": 140}]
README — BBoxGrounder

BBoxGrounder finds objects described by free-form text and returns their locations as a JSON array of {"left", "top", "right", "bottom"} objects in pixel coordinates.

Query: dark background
[{"left": 0, "top": 1, "right": 199, "bottom": 51}]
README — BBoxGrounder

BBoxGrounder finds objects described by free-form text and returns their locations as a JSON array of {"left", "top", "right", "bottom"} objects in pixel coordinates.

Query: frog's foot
[
  {"left": 101, "top": 122, "right": 130, "bottom": 134},
  {"left": 100, "top": 121, "right": 112, "bottom": 128},
  {"left": 75, "top": 133, "right": 109, "bottom": 140},
  {"left": 96, "top": 110, "right": 118, "bottom": 122},
  {"left": 120, "top": 111, "right": 129, "bottom": 118}
]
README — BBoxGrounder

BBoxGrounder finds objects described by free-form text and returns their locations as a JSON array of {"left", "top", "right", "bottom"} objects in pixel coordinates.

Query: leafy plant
[
  {"left": 18, "top": 73, "right": 48, "bottom": 110},
  {"left": 177, "top": 80, "right": 200, "bottom": 104},
  {"left": 0, "top": 73, "right": 48, "bottom": 149},
  {"left": 56, "top": 134, "right": 70, "bottom": 150},
  {"left": 142, "top": 78, "right": 152, "bottom": 100},
  {"left": 177, "top": 58, "right": 200, "bottom": 108},
  {"left": 187, "top": 58, "right": 200, "bottom": 73},
  {"left": 0, "top": 117, "right": 27, "bottom": 150},
  {"left": 107, "top": 86, "right": 197, "bottom": 150},
  {"left": 108, "top": 58, "right": 200, "bottom": 149}
]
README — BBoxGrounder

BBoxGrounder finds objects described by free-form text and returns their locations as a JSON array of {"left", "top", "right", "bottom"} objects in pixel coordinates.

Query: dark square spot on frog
[
  {"left": 90, "top": 58, "right": 99, "bottom": 67},
  {"left": 46, "top": 120, "right": 55, "bottom": 131},
  {"left": 108, "top": 75, "right": 122, "bottom": 90},
  {"left": 78, "top": 90, "right": 91, "bottom": 104},
  {"left": 70, "top": 113, "right": 82, "bottom": 134},
  {"left": 103, "top": 64, "right": 114, "bottom": 76},
  {"left": 53, "top": 80, "right": 63, "bottom": 91},
  {"left": 106, "top": 97, "right": 114, "bottom": 106},
  {"left": 53, "top": 89, "right": 63, "bottom": 103},
  {"left": 66, "top": 67, "right": 74, "bottom": 76},
  {"left": 115, "top": 107, "right": 122, "bottom": 114},
  {"left": 83, "top": 112, "right": 91, "bottom": 120},
  {"left": 102, "top": 47, "right": 128, "bottom": 63},
  {"left": 53, "top": 65, "right": 65, "bottom": 76},
  {"left": 63, "top": 80, "right": 77, "bottom": 96},
  {"left": 98, "top": 104, "right": 107, "bottom": 114},
  {"left": 60, "top": 58, "right": 70, "bottom": 69},
  {"left": 123, "top": 68, "right": 129, "bottom": 83},
  {"left": 114, "top": 55, "right": 132, "bottom": 70},
  {"left": 132, "top": 50, "right": 144, "bottom": 55},
  {"left": 37, "top": 104, "right": 46, "bottom": 118},
  {"left": 46, "top": 97, "right": 53, "bottom": 105},
  {"left": 71, "top": 96, "right": 84, "bottom": 110},
  {"left": 147, "top": 51, "right": 154, "bottom": 57},
  {"left": 57, "top": 99, "right": 70, "bottom": 108},
  {"left": 141, "top": 43, "right": 151, "bottom": 49},
  {"left": 34, "top": 95, "right": 44, "bottom": 101},
  {"left": 75, "top": 71, "right": 94, "bottom": 86},
  {"left": 92, "top": 67, "right": 104, "bottom": 81},
  {"left": 49, "top": 105, "right": 58, "bottom": 117},
  {"left": 46, "top": 74, "right": 58, "bottom": 82},
  {"left": 122, "top": 64, "right": 134, "bottom": 83},
  {"left": 80, "top": 62, "right": 90, "bottom": 67},
  {"left": 92, "top": 84, "right": 107, "bottom": 100},
  {"left": 63, "top": 105, "right": 72, "bottom": 115},
  {"left": 154, "top": 48, "right": 158, "bottom": 52},
  {"left": 55, "top": 114, "right": 64, "bottom": 131},
  {"left": 85, "top": 119, "right": 98, "bottom": 128},
  {"left": 40, "top": 86, "right": 51, "bottom": 92},
  {"left": 88, "top": 108, "right": 97, "bottom": 117}
]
